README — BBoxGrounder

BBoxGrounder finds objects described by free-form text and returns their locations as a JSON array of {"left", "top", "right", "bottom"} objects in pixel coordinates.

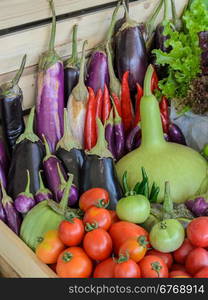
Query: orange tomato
[
  {"left": 79, "top": 188, "right": 109, "bottom": 211},
  {"left": 56, "top": 247, "right": 93, "bottom": 278},
  {"left": 83, "top": 206, "right": 112, "bottom": 231},
  {"left": 119, "top": 236, "right": 148, "bottom": 263},
  {"left": 35, "top": 230, "right": 65, "bottom": 264}
]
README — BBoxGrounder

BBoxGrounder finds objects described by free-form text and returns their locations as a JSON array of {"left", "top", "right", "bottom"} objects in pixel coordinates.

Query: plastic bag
[{"left": 170, "top": 103, "right": 208, "bottom": 152}]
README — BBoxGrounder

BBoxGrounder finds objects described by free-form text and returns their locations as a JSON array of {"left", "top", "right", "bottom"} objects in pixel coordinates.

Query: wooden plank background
[{"left": 0, "top": 0, "right": 188, "bottom": 110}]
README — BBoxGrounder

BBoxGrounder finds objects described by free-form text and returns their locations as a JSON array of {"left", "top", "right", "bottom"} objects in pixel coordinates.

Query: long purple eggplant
[
  {"left": 126, "top": 125, "right": 141, "bottom": 152},
  {"left": 86, "top": 2, "right": 121, "bottom": 93},
  {"left": 114, "top": 1, "right": 148, "bottom": 93},
  {"left": 43, "top": 135, "right": 67, "bottom": 202},
  {"left": 36, "top": 0, "right": 64, "bottom": 153},
  {"left": 67, "top": 40, "right": 88, "bottom": 148},
  {"left": 64, "top": 24, "right": 80, "bottom": 106},
  {"left": 105, "top": 109, "right": 116, "bottom": 158},
  {"left": 0, "top": 138, "right": 9, "bottom": 175},
  {"left": 112, "top": 100, "right": 125, "bottom": 161},
  {"left": 1, "top": 181, "right": 22, "bottom": 235}
]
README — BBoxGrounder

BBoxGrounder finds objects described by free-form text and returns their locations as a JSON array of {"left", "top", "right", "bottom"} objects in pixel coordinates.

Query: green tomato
[
  {"left": 150, "top": 219, "right": 185, "bottom": 253},
  {"left": 116, "top": 195, "right": 150, "bottom": 224}
]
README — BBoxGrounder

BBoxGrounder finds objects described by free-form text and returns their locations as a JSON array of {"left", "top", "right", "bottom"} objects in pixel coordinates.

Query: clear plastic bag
[{"left": 170, "top": 103, "right": 208, "bottom": 152}]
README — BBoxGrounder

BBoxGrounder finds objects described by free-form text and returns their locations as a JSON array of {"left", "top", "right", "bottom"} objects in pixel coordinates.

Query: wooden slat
[
  {"left": 0, "top": 0, "right": 188, "bottom": 110},
  {"left": 0, "top": 220, "right": 57, "bottom": 278},
  {"left": 0, "top": 0, "right": 117, "bottom": 30},
  {"left": 0, "top": 256, "right": 20, "bottom": 278}
]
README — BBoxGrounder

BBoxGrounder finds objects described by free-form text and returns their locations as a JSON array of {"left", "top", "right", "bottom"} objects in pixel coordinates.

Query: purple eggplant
[
  {"left": 0, "top": 138, "right": 10, "bottom": 175},
  {"left": 35, "top": 170, "right": 53, "bottom": 203},
  {"left": 64, "top": 24, "right": 80, "bottom": 106},
  {"left": 126, "top": 125, "right": 141, "bottom": 153},
  {"left": 114, "top": 1, "right": 148, "bottom": 93},
  {"left": 168, "top": 123, "right": 186, "bottom": 145},
  {"left": 0, "top": 201, "right": 6, "bottom": 223},
  {"left": 105, "top": 109, "right": 116, "bottom": 158},
  {"left": 0, "top": 162, "right": 7, "bottom": 192},
  {"left": 36, "top": 0, "right": 64, "bottom": 153},
  {"left": 86, "top": 2, "right": 121, "bottom": 93},
  {"left": 43, "top": 135, "right": 67, "bottom": 202},
  {"left": 1, "top": 181, "right": 21, "bottom": 235},
  {"left": 112, "top": 99, "right": 125, "bottom": 161},
  {"left": 56, "top": 164, "right": 78, "bottom": 207},
  {"left": 14, "top": 170, "right": 36, "bottom": 214},
  {"left": 186, "top": 197, "right": 208, "bottom": 217}
]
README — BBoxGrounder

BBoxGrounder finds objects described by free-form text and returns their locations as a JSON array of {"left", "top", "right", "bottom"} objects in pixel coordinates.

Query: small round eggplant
[
  {"left": 35, "top": 170, "right": 53, "bottom": 203},
  {"left": 168, "top": 123, "right": 186, "bottom": 145},
  {"left": 186, "top": 197, "right": 208, "bottom": 217}
]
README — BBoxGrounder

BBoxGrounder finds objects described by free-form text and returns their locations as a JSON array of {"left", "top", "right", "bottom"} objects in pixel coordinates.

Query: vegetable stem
[
  {"left": 146, "top": 0, "right": 163, "bottom": 35},
  {"left": 106, "top": 1, "right": 121, "bottom": 42},
  {"left": 12, "top": 54, "right": 27, "bottom": 86},
  {"left": 25, "top": 170, "right": 31, "bottom": 194},
  {"left": 106, "top": 42, "right": 121, "bottom": 97},
  {"left": 38, "top": 171, "right": 45, "bottom": 190},
  {"left": 59, "top": 174, "right": 73, "bottom": 211},
  {"left": 48, "top": 0, "right": 56, "bottom": 52},
  {"left": 164, "top": 0, "right": 170, "bottom": 22},
  {"left": 163, "top": 181, "right": 173, "bottom": 217},
  {"left": 78, "top": 40, "right": 87, "bottom": 87},
  {"left": 65, "top": 24, "right": 79, "bottom": 67},
  {"left": 57, "top": 162, "right": 66, "bottom": 185}
]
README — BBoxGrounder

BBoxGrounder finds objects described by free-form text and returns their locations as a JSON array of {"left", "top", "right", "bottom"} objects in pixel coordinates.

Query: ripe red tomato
[
  {"left": 173, "top": 238, "right": 195, "bottom": 264},
  {"left": 56, "top": 247, "right": 93, "bottom": 278},
  {"left": 169, "top": 270, "right": 191, "bottom": 278},
  {"left": 83, "top": 206, "right": 112, "bottom": 231},
  {"left": 109, "top": 221, "right": 149, "bottom": 255},
  {"left": 83, "top": 228, "right": 113, "bottom": 261},
  {"left": 139, "top": 255, "right": 169, "bottom": 278},
  {"left": 185, "top": 248, "right": 208, "bottom": 275},
  {"left": 147, "top": 250, "right": 173, "bottom": 269},
  {"left": 171, "top": 264, "right": 187, "bottom": 272},
  {"left": 194, "top": 267, "right": 208, "bottom": 278},
  {"left": 187, "top": 217, "right": 208, "bottom": 248},
  {"left": 58, "top": 218, "right": 85, "bottom": 246},
  {"left": 108, "top": 210, "right": 120, "bottom": 224},
  {"left": 119, "top": 236, "right": 148, "bottom": 263},
  {"left": 79, "top": 188, "right": 109, "bottom": 211},
  {"left": 93, "top": 257, "right": 116, "bottom": 278},
  {"left": 114, "top": 258, "right": 141, "bottom": 278}
]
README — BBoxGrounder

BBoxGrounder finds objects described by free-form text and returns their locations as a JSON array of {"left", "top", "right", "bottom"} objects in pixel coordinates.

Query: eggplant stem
[
  {"left": 146, "top": 0, "right": 163, "bottom": 34},
  {"left": 122, "top": 0, "right": 131, "bottom": 23},
  {"left": 65, "top": 24, "right": 79, "bottom": 66},
  {"left": 170, "top": 0, "right": 177, "bottom": 25},
  {"left": 59, "top": 174, "right": 73, "bottom": 211},
  {"left": 42, "top": 135, "right": 53, "bottom": 161},
  {"left": 106, "top": 1, "right": 121, "bottom": 42},
  {"left": 38, "top": 170, "right": 45, "bottom": 190},
  {"left": 78, "top": 40, "right": 87, "bottom": 86},
  {"left": 25, "top": 170, "right": 31, "bottom": 194},
  {"left": 57, "top": 162, "right": 66, "bottom": 185},
  {"left": 164, "top": 0, "right": 170, "bottom": 22},
  {"left": 48, "top": 0, "right": 56, "bottom": 52},
  {"left": 111, "top": 97, "right": 121, "bottom": 124},
  {"left": 106, "top": 42, "right": 121, "bottom": 97},
  {"left": 12, "top": 54, "right": 27, "bottom": 86}
]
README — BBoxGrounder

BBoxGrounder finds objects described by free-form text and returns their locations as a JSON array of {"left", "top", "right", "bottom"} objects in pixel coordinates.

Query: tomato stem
[
  {"left": 96, "top": 198, "right": 109, "bottom": 208},
  {"left": 137, "top": 235, "right": 148, "bottom": 248},
  {"left": 117, "top": 251, "right": 130, "bottom": 264},
  {"left": 151, "top": 262, "right": 162, "bottom": 277},
  {"left": 85, "top": 222, "right": 98, "bottom": 232},
  {"left": 62, "top": 252, "right": 73, "bottom": 262}
]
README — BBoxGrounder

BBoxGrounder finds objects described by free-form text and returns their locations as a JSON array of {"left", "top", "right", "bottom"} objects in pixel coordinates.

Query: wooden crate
[{"left": 0, "top": 0, "right": 188, "bottom": 278}]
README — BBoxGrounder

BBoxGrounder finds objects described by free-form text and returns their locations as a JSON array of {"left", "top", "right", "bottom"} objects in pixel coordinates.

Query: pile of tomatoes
[{"left": 35, "top": 188, "right": 208, "bottom": 278}]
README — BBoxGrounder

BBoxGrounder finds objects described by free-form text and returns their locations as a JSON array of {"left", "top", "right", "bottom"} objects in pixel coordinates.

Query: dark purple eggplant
[
  {"left": 0, "top": 138, "right": 10, "bottom": 175},
  {"left": 64, "top": 24, "right": 80, "bottom": 106},
  {"left": 186, "top": 197, "right": 208, "bottom": 217},
  {"left": 168, "top": 123, "right": 186, "bottom": 145},
  {"left": 35, "top": 170, "right": 53, "bottom": 203},
  {"left": 81, "top": 119, "right": 123, "bottom": 210},
  {"left": 7, "top": 107, "right": 45, "bottom": 199},
  {"left": 86, "top": 2, "right": 121, "bottom": 93},
  {"left": 1, "top": 181, "right": 22, "bottom": 235},
  {"left": 198, "top": 31, "right": 208, "bottom": 76},
  {"left": 14, "top": 170, "right": 36, "bottom": 214},
  {"left": 36, "top": 0, "right": 64, "bottom": 153},
  {"left": 105, "top": 109, "right": 116, "bottom": 158},
  {"left": 112, "top": 99, "right": 125, "bottom": 161},
  {"left": 126, "top": 125, "right": 141, "bottom": 153},
  {"left": 43, "top": 135, "right": 67, "bottom": 202},
  {"left": 0, "top": 55, "right": 26, "bottom": 154},
  {"left": 115, "top": 1, "right": 148, "bottom": 93},
  {"left": 0, "top": 200, "right": 6, "bottom": 223}
]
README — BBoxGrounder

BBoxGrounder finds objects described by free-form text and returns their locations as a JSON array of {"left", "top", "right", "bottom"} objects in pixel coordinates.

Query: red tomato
[
  {"left": 58, "top": 218, "right": 85, "bottom": 246},
  {"left": 93, "top": 257, "right": 116, "bottom": 278},
  {"left": 83, "top": 228, "right": 113, "bottom": 261},
  {"left": 83, "top": 206, "right": 112, "bottom": 231},
  {"left": 139, "top": 255, "right": 169, "bottom": 278},
  {"left": 79, "top": 188, "right": 109, "bottom": 211},
  {"left": 169, "top": 270, "right": 191, "bottom": 278},
  {"left": 171, "top": 264, "right": 187, "bottom": 272},
  {"left": 185, "top": 248, "right": 208, "bottom": 275},
  {"left": 109, "top": 221, "right": 149, "bottom": 255},
  {"left": 194, "top": 267, "right": 208, "bottom": 278},
  {"left": 147, "top": 250, "right": 173, "bottom": 269},
  {"left": 187, "top": 217, "right": 208, "bottom": 248},
  {"left": 173, "top": 238, "right": 195, "bottom": 264},
  {"left": 108, "top": 210, "right": 120, "bottom": 224},
  {"left": 119, "top": 236, "right": 148, "bottom": 263},
  {"left": 114, "top": 258, "right": 141, "bottom": 278},
  {"left": 56, "top": 247, "right": 93, "bottom": 278}
]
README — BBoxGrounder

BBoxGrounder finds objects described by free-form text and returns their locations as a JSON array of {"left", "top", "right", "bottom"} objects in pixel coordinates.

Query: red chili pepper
[
  {"left": 95, "top": 89, "right": 103, "bottom": 120},
  {"left": 84, "top": 87, "right": 97, "bottom": 150},
  {"left": 121, "top": 71, "right": 134, "bottom": 133},
  {"left": 151, "top": 68, "right": 159, "bottom": 92},
  {"left": 133, "top": 83, "right": 143, "bottom": 127},
  {"left": 111, "top": 93, "right": 122, "bottom": 118},
  {"left": 160, "top": 96, "right": 169, "bottom": 133},
  {"left": 102, "top": 84, "right": 112, "bottom": 124}
]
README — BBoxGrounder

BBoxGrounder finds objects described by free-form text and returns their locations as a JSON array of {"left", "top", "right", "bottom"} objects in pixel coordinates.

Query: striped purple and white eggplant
[
  {"left": 64, "top": 24, "right": 80, "bottom": 106},
  {"left": 36, "top": 0, "right": 64, "bottom": 153},
  {"left": 105, "top": 109, "right": 116, "bottom": 158},
  {"left": 86, "top": 2, "right": 121, "bottom": 93},
  {"left": 14, "top": 170, "right": 36, "bottom": 214},
  {"left": 67, "top": 40, "right": 88, "bottom": 148},
  {"left": 1, "top": 181, "right": 22, "bottom": 235},
  {"left": 114, "top": 1, "right": 148, "bottom": 93},
  {"left": 42, "top": 135, "right": 67, "bottom": 202},
  {"left": 35, "top": 170, "right": 53, "bottom": 203}
]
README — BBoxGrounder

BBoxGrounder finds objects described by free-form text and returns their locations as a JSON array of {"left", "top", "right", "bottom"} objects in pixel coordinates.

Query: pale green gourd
[{"left": 116, "top": 65, "right": 208, "bottom": 203}]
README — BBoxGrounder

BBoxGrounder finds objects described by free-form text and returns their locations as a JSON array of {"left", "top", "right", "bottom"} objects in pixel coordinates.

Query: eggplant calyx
[
  {"left": 111, "top": 98, "right": 121, "bottom": 125},
  {"left": 0, "top": 180, "right": 13, "bottom": 205},
  {"left": 17, "top": 170, "right": 34, "bottom": 199},
  {"left": 17, "top": 107, "right": 39, "bottom": 144},
  {"left": 42, "top": 135, "right": 57, "bottom": 161},
  {"left": 87, "top": 118, "right": 113, "bottom": 159},
  {"left": 64, "top": 24, "right": 80, "bottom": 68},
  {"left": 38, "top": 50, "right": 61, "bottom": 71},
  {"left": 36, "top": 170, "right": 52, "bottom": 196},
  {"left": 117, "top": 0, "right": 137, "bottom": 32}
]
